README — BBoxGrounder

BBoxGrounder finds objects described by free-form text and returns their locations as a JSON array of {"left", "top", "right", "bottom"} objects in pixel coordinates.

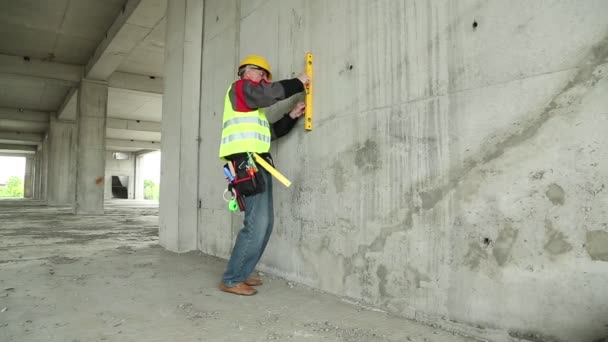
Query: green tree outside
[
  {"left": 144, "top": 179, "right": 160, "bottom": 200},
  {"left": 0, "top": 176, "right": 24, "bottom": 198}
]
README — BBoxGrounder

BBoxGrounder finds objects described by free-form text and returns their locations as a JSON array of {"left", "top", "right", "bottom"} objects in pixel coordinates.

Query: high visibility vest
[{"left": 218, "top": 86, "right": 271, "bottom": 158}]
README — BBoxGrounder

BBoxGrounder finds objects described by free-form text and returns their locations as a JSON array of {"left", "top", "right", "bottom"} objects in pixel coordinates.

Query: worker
[{"left": 218, "top": 55, "right": 310, "bottom": 296}]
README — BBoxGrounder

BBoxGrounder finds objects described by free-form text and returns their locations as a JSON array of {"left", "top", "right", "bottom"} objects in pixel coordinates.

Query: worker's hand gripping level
[{"left": 304, "top": 53, "right": 313, "bottom": 131}]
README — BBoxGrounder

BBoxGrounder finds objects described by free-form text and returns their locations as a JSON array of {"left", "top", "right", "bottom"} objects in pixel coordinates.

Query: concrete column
[
  {"left": 47, "top": 118, "right": 77, "bottom": 205},
  {"left": 23, "top": 157, "right": 34, "bottom": 198},
  {"left": 135, "top": 153, "right": 145, "bottom": 200},
  {"left": 34, "top": 146, "right": 41, "bottom": 199},
  {"left": 37, "top": 135, "right": 49, "bottom": 201},
  {"left": 75, "top": 79, "right": 108, "bottom": 215},
  {"left": 159, "top": 0, "right": 203, "bottom": 252}
]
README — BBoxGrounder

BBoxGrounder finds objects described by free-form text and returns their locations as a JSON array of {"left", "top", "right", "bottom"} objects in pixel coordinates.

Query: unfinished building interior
[{"left": 1, "top": 1, "right": 607, "bottom": 341}]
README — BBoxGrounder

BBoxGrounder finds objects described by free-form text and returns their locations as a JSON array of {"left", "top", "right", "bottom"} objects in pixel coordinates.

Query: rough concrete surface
[
  {"left": 193, "top": 1, "right": 608, "bottom": 341},
  {"left": 0, "top": 200, "right": 479, "bottom": 342}
]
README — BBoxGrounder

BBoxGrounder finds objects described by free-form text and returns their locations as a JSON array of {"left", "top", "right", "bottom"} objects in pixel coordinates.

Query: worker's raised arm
[{"left": 235, "top": 78, "right": 304, "bottom": 109}]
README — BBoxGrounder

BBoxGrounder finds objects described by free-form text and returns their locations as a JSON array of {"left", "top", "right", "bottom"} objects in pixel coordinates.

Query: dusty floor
[{"left": 0, "top": 200, "right": 479, "bottom": 342}]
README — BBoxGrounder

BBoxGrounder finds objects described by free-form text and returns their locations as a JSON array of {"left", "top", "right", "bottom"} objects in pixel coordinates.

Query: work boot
[
  {"left": 219, "top": 282, "right": 257, "bottom": 296},
  {"left": 244, "top": 278, "right": 263, "bottom": 286}
]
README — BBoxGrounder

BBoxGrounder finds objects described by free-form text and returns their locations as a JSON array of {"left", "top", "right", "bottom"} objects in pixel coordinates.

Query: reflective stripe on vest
[
  {"left": 222, "top": 116, "right": 270, "bottom": 130},
  {"left": 221, "top": 132, "right": 271, "bottom": 145},
  {"left": 219, "top": 86, "right": 271, "bottom": 158}
]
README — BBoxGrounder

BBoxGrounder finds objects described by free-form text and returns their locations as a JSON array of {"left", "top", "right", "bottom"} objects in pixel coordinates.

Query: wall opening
[
  {"left": 113, "top": 152, "right": 130, "bottom": 160},
  {"left": 111, "top": 176, "right": 129, "bottom": 199},
  {"left": 0, "top": 156, "right": 25, "bottom": 199},
  {"left": 141, "top": 151, "right": 160, "bottom": 201}
]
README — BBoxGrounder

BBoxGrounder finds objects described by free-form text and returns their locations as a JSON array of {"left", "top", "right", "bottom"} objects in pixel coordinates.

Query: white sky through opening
[
  {"left": 141, "top": 151, "right": 160, "bottom": 184},
  {"left": 0, "top": 153, "right": 160, "bottom": 185},
  {"left": 0, "top": 156, "right": 25, "bottom": 183}
]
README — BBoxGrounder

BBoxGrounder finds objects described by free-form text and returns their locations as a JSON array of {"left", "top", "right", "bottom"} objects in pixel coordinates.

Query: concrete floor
[{"left": 0, "top": 200, "right": 479, "bottom": 342}]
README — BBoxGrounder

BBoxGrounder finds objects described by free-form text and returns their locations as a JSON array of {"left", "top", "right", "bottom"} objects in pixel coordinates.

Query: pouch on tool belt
[{"left": 227, "top": 155, "right": 265, "bottom": 196}]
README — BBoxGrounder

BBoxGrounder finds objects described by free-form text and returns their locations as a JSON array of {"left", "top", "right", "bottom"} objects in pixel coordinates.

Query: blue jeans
[{"left": 222, "top": 168, "right": 273, "bottom": 287}]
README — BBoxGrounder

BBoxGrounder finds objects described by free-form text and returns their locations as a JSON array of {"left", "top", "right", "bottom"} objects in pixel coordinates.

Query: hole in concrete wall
[
  {"left": 111, "top": 176, "right": 129, "bottom": 199},
  {"left": 23, "top": 56, "right": 30, "bottom": 62},
  {"left": 216, "top": 16, "right": 219, "bottom": 22},
  {"left": 136, "top": 120, "right": 140, "bottom": 123},
  {"left": 113, "top": 152, "right": 129, "bottom": 160},
  {"left": 348, "top": 65, "right": 354, "bottom": 70},
  {"left": 472, "top": 21, "right": 479, "bottom": 30},
  {"left": 149, "top": 76, "right": 156, "bottom": 80},
  {"left": 483, "top": 237, "right": 492, "bottom": 246}
]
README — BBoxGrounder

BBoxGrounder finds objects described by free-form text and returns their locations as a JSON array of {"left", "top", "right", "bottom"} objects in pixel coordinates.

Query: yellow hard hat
[{"left": 239, "top": 55, "right": 272, "bottom": 80}]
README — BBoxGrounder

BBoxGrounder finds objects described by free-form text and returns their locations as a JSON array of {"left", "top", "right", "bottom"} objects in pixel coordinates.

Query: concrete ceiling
[
  {"left": 0, "top": 0, "right": 167, "bottom": 153},
  {"left": 117, "top": 5, "right": 166, "bottom": 78},
  {"left": 0, "top": 0, "right": 126, "bottom": 64},
  {"left": 0, "top": 74, "right": 72, "bottom": 112},
  {"left": 108, "top": 88, "right": 162, "bottom": 122}
]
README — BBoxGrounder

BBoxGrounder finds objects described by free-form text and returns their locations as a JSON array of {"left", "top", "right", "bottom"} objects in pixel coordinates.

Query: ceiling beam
[
  {"left": 134, "top": 149, "right": 158, "bottom": 156},
  {"left": 86, "top": 0, "right": 166, "bottom": 80},
  {"left": 0, "top": 72, "right": 76, "bottom": 88},
  {"left": 57, "top": 88, "right": 78, "bottom": 121},
  {"left": 0, "top": 107, "right": 50, "bottom": 133},
  {"left": 0, "top": 107, "right": 50, "bottom": 122},
  {"left": 0, "top": 144, "right": 37, "bottom": 154},
  {"left": 106, "top": 138, "right": 161, "bottom": 150},
  {"left": 0, "top": 132, "right": 43, "bottom": 145},
  {"left": 0, "top": 54, "right": 83, "bottom": 84},
  {"left": 109, "top": 72, "right": 163, "bottom": 94},
  {"left": 0, "top": 152, "right": 36, "bottom": 157},
  {"left": 106, "top": 118, "right": 160, "bottom": 132},
  {"left": 0, "top": 119, "right": 49, "bottom": 133}
]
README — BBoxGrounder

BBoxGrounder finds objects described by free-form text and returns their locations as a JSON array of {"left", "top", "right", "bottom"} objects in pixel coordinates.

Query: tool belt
[{"left": 226, "top": 154, "right": 266, "bottom": 197}]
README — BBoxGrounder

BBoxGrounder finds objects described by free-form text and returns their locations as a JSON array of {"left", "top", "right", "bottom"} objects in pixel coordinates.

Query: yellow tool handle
[
  {"left": 253, "top": 153, "right": 292, "bottom": 187},
  {"left": 227, "top": 161, "right": 236, "bottom": 178},
  {"left": 304, "top": 52, "right": 313, "bottom": 131}
]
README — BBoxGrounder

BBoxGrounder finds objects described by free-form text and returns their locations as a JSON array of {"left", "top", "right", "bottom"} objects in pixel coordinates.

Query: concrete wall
[
  {"left": 104, "top": 151, "right": 135, "bottom": 199},
  {"left": 47, "top": 117, "right": 77, "bottom": 205},
  {"left": 197, "top": 1, "right": 608, "bottom": 341}
]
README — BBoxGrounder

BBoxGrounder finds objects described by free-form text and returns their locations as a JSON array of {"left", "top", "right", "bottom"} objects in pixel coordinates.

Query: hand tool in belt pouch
[
  {"left": 230, "top": 153, "right": 266, "bottom": 197},
  {"left": 222, "top": 164, "right": 243, "bottom": 211}
]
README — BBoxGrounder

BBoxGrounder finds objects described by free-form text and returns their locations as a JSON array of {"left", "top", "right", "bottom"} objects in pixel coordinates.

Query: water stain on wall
[
  {"left": 586, "top": 230, "right": 608, "bottom": 261},
  {"left": 406, "top": 265, "right": 431, "bottom": 289},
  {"left": 332, "top": 160, "right": 346, "bottom": 193},
  {"left": 354, "top": 140, "right": 380, "bottom": 173},
  {"left": 545, "top": 183, "right": 565, "bottom": 205},
  {"left": 419, "top": 188, "right": 444, "bottom": 210},
  {"left": 492, "top": 224, "right": 519, "bottom": 266},
  {"left": 417, "top": 36, "right": 608, "bottom": 214},
  {"left": 544, "top": 220, "right": 572, "bottom": 255},
  {"left": 376, "top": 265, "right": 389, "bottom": 298},
  {"left": 464, "top": 241, "right": 488, "bottom": 270}
]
